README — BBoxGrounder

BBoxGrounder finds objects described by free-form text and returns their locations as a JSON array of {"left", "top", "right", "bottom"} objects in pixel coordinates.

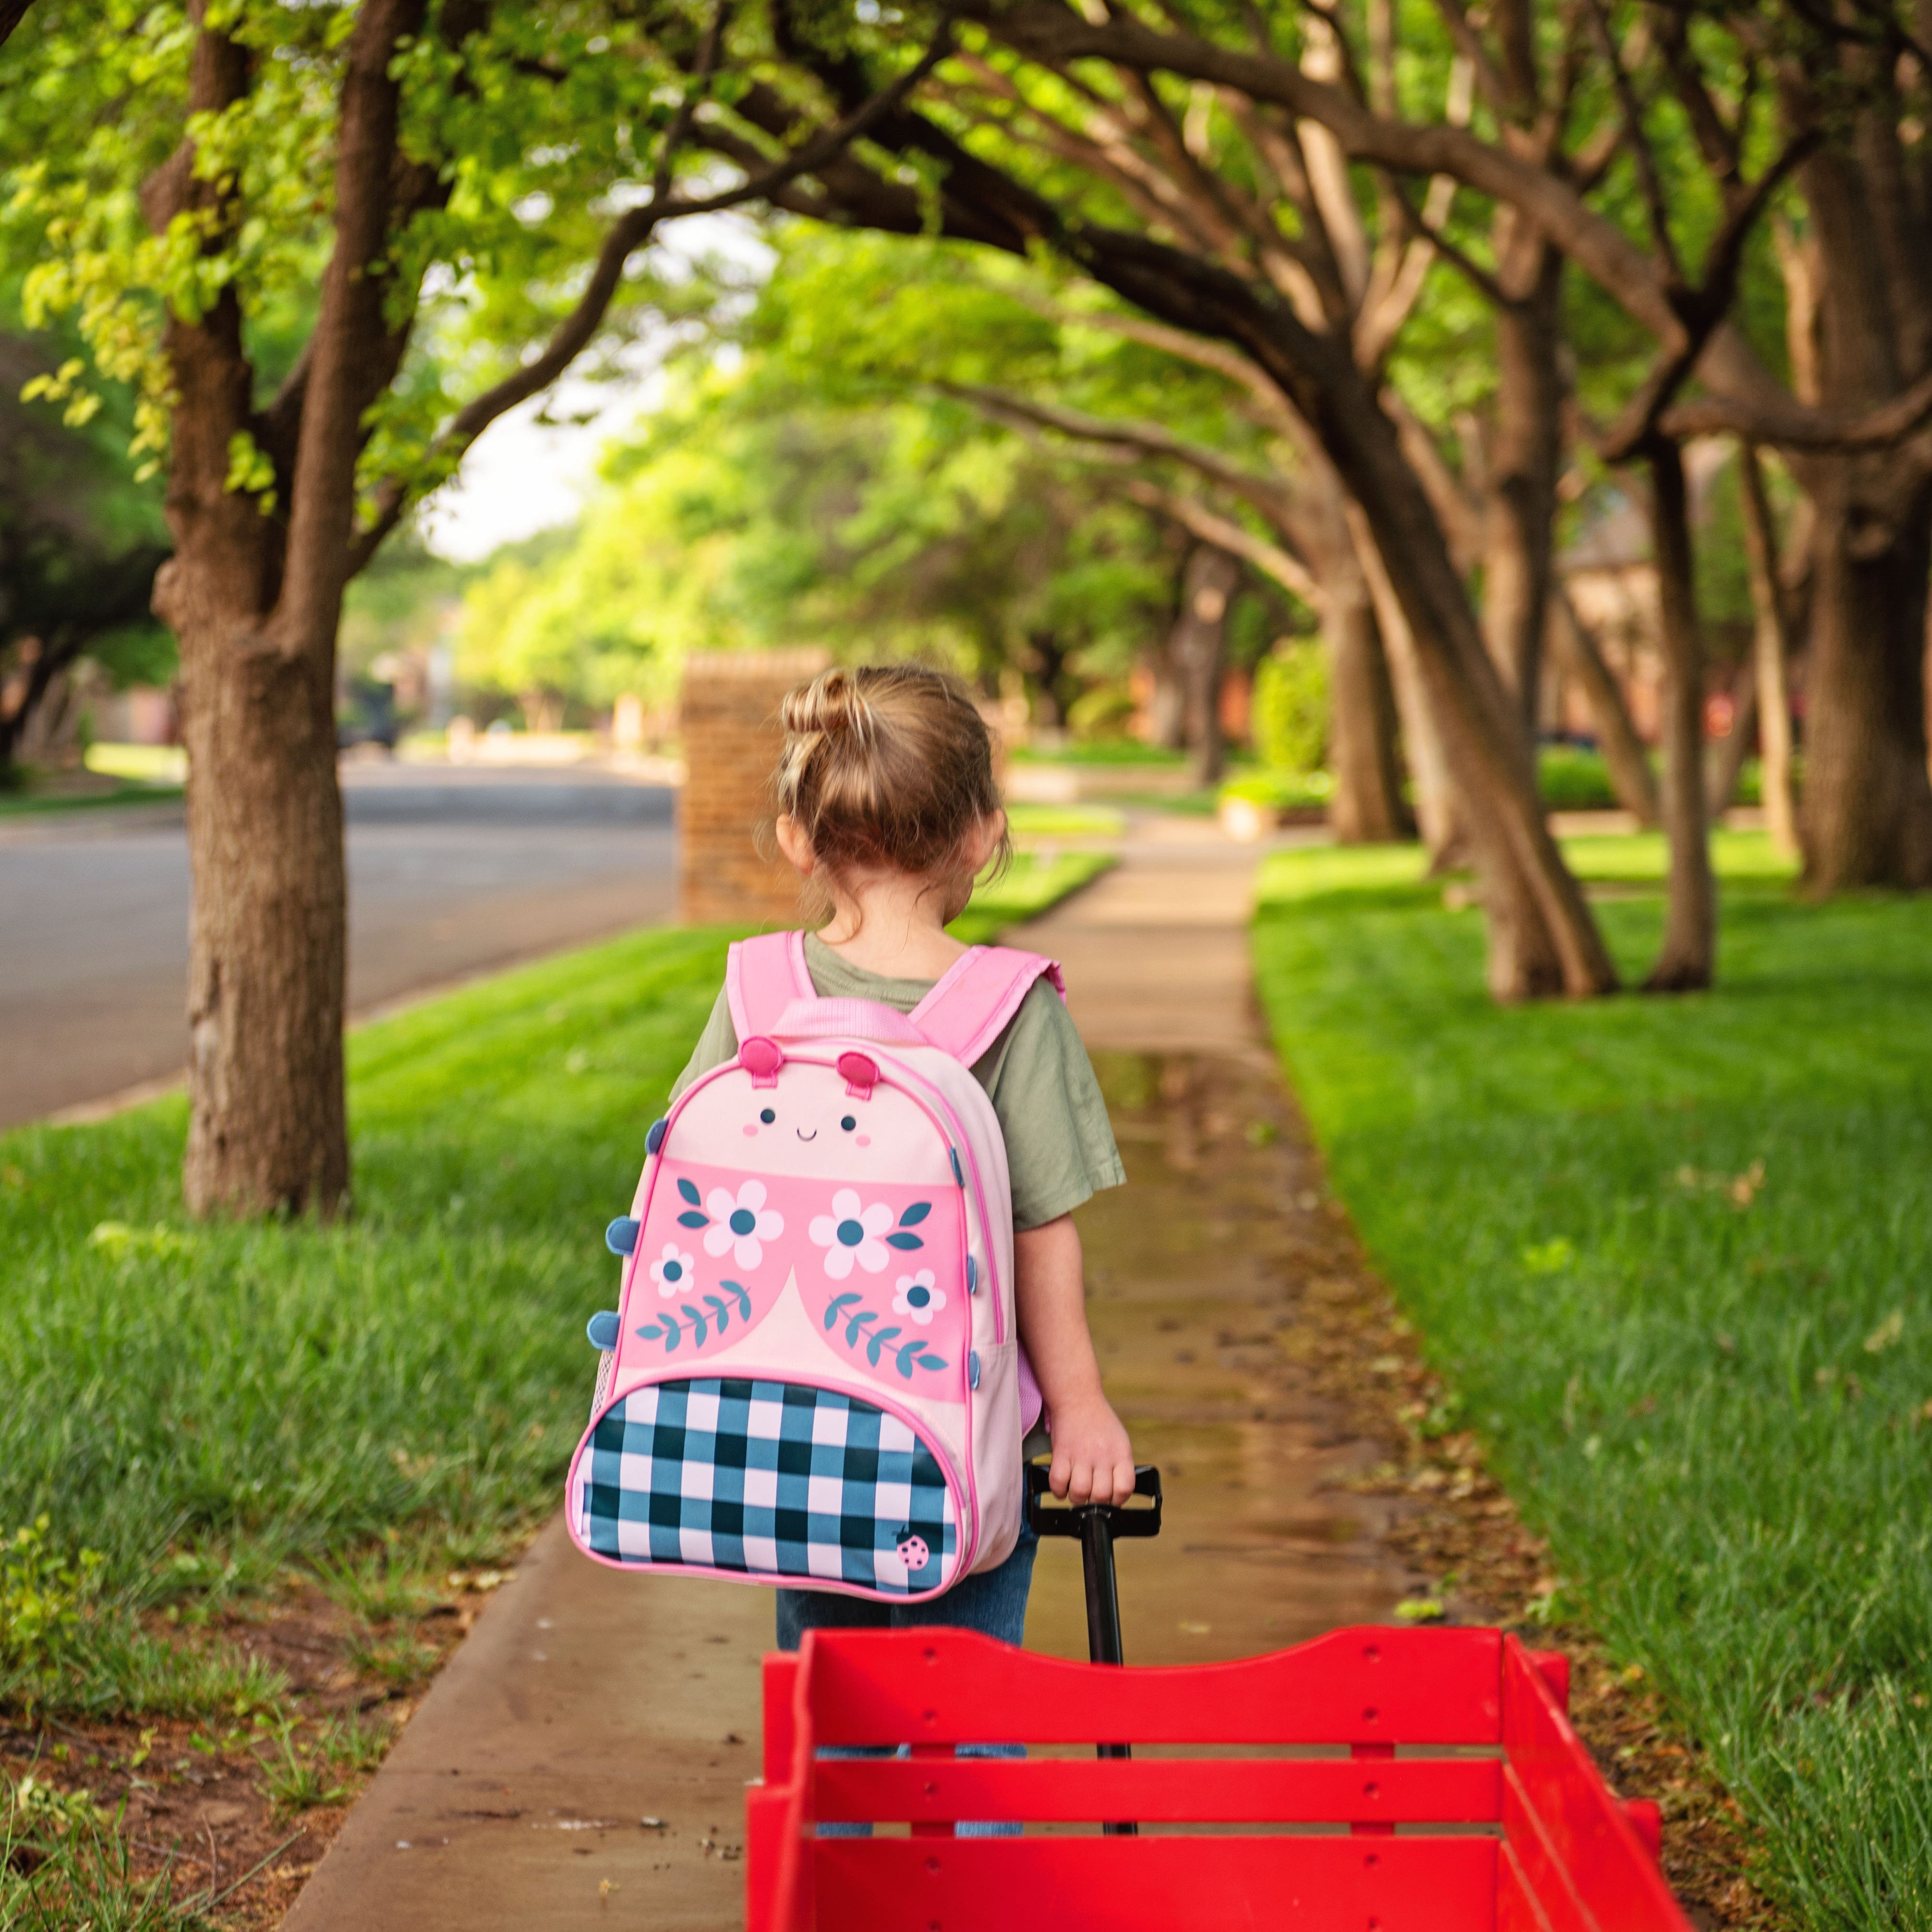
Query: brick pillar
[{"left": 679, "top": 649, "right": 830, "bottom": 926}]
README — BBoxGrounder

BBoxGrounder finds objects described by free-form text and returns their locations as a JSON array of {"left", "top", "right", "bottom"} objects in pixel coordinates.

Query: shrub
[
  {"left": 1251, "top": 641, "right": 1328, "bottom": 775},
  {"left": 1536, "top": 745, "right": 1620, "bottom": 811}
]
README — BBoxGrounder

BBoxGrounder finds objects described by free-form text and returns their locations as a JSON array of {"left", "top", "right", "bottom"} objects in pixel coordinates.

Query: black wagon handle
[{"left": 1024, "top": 1462, "right": 1163, "bottom": 1838}]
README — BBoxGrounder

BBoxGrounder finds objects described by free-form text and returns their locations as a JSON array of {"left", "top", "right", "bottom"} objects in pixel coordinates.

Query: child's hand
[{"left": 1048, "top": 1393, "right": 1136, "bottom": 1507}]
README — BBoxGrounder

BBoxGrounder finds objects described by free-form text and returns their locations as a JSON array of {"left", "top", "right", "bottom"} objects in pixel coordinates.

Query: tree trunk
[
  {"left": 1323, "top": 561, "right": 1412, "bottom": 843},
  {"left": 1737, "top": 445, "right": 1799, "bottom": 858},
  {"left": 1320, "top": 397, "right": 1614, "bottom": 997},
  {"left": 1797, "top": 482, "right": 1932, "bottom": 889},
  {"left": 1170, "top": 545, "right": 1239, "bottom": 786},
  {"left": 1346, "top": 502, "right": 1462, "bottom": 864},
  {"left": 1547, "top": 590, "right": 1660, "bottom": 826},
  {"left": 1786, "top": 140, "right": 1932, "bottom": 890},
  {"left": 151, "top": 283, "right": 350, "bottom": 1215},
  {"left": 1482, "top": 250, "right": 1564, "bottom": 726},
  {"left": 175, "top": 609, "right": 348, "bottom": 1216},
  {"left": 147, "top": 0, "right": 421, "bottom": 1217},
  {"left": 1643, "top": 441, "right": 1716, "bottom": 992}
]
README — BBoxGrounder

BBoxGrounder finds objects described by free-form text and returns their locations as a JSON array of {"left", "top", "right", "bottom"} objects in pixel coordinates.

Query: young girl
[{"left": 670, "top": 662, "right": 1134, "bottom": 1652}]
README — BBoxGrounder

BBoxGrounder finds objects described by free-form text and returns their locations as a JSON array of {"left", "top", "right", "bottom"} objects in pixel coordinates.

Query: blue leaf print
[
  {"left": 894, "top": 1338, "right": 931, "bottom": 1378},
  {"left": 825, "top": 1292, "right": 861, "bottom": 1332},
  {"left": 676, "top": 1210, "right": 709, "bottom": 1229},
  {"left": 916, "top": 1353, "right": 948, "bottom": 1372},
  {"left": 885, "top": 1232, "right": 924, "bottom": 1250},
  {"left": 721, "top": 1281, "right": 753, "bottom": 1318},
  {"left": 898, "top": 1202, "right": 932, "bottom": 1227},
  {"left": 681, "top": 1304, "right": 708, "bottom": 1346},
  {"left": 677, "top": 1178, "right": 702, "bottom": 1206},
  {"left": 867, "top": 1325, "right": 903, "bottom": 1368}
]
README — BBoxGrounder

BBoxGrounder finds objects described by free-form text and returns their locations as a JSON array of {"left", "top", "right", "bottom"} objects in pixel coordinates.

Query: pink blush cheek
[
  {"left": 854, "top": 1133, "right": 871, "bottom": 1148},
  {"left": 743, "top": 1124, "right": 759, "bottom": 1138}
]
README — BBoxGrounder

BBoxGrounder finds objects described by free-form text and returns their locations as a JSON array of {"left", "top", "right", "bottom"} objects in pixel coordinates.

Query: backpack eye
[
  {"left": 759, "top": 1108, "right": 775, "bottom": 1124},
  {"left": 840, "top": 1115, "right": 856, "bottom": 1132}
]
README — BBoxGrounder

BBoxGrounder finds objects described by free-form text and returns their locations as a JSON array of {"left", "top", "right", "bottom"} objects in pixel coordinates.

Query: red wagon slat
[
  {"left": 746, "top": 1625, "right": 1691, "bottom": 1932},
  {"left": 813, "top": 1754, "right": 1506, "bottom": 1826}
]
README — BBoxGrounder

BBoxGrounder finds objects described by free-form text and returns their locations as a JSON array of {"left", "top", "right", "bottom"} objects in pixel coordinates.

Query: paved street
[{"left": 0, "top": 764, "right": 679, "bottom": 1128}]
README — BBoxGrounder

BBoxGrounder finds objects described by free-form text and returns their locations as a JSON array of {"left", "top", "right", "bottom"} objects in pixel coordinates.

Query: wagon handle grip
[{"left": 1025, "top": 1462, "right": 1162, "bottom": 1837}]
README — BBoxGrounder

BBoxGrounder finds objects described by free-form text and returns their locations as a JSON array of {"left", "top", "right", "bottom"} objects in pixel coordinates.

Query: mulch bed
[
  {"left": 1267, "top": 1089, "right": 1777, "bottom": 1931},
  {"left": 1, "top": 1573, "right": 510, "bottom": 1928}
]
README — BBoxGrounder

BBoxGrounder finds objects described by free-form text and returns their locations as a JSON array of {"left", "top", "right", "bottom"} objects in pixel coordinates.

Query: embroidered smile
[{"left": 795, "top": 1128, "right": 817, "bottom": 1141}]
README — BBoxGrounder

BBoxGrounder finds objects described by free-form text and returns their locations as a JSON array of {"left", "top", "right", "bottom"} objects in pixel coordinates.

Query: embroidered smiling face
[{"left": 670, "top": 1059, "right": 955, "bottom": 1186}]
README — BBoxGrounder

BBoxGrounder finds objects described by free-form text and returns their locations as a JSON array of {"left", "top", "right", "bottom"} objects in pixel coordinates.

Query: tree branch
[
  {"left": 943, "top": 378, "right": 1311, "bottom": 530},
  {"left": 1596, "top": 127, "right": 1818, "bottom": 461},
  {"left": 0, "top": 0, "right": 35, "bottom": 49},
  {"left": 347, "top": 25, "right": 955, "bottom": 571},
  {"left": 1657, "top": 362, "right": 1932, "bottom": 449},
  {"left": 1118, "top": 478, "right": 1321, "bottom": 604},
  {"left": 1582, "top": 0, "right": 1680, "bottom": 277}
]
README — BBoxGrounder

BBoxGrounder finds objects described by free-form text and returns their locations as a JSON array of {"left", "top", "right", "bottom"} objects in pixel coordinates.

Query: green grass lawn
[
  {"left": 0, "top": 928, "right": 734, "bottom": 1718},
  {"left": 1252, "top": 833, "right": 1932, "bottom": 1931},
  {"left": 1001, "top": 801, "right": 1127, "bottom": 839},
  {"left": 0, "top": 851, "right": 1102, "bottom": 1723},
  {"left": 0, "top": 780, "right": 184, "bottom": 819},
  {"left": 949, "top": 848, "right": 1113, "bottom": 942}
]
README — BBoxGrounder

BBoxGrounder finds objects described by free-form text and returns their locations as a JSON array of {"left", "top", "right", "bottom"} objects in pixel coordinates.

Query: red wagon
[
  {"left": 746, "top": 1620, "right": 1689, "bottom": 1930},
  {"left": 746, "top": 1464, "right": 1689, "bottom": 1931}
]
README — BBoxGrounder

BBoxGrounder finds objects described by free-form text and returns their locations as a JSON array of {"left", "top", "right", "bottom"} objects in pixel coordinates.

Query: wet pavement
[{"left": 1026, "top": 1047, "right": 1410, "bottom": 1668}]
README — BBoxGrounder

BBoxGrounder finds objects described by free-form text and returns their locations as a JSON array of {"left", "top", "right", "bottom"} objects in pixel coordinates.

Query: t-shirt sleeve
[
  {"left": 975, "top": 979, "right": 1126, "bottom": 1232},
  {"left": 670, "top": 984, "right": 740, "bottom": 1102}
]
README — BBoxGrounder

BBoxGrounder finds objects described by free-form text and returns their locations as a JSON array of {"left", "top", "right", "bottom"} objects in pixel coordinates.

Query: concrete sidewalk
[{"left": 284, "top": 821, "right": 1408, "bottom": 1932}]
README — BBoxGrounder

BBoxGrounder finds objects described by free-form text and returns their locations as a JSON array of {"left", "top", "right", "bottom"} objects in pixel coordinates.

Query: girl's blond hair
[{"left": 773, "top": 665, "right": 1009, "bottom": 918}]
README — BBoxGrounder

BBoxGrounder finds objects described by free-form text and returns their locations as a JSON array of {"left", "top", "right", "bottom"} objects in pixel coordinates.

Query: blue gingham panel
[{"left": 581, "top": 1378, "right": 957, "bottom": 1594}]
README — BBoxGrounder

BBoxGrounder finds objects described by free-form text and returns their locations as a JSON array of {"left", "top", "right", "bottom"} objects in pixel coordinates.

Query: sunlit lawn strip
[
  {"left": 1251, "top": 831, "right": 1932, "bottom": 1931},
  {"left": 950, "top": 848, "right": 1114, "bottom": 943}
]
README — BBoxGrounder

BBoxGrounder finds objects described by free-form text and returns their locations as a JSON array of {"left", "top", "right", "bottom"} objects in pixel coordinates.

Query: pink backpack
[{"left": 566, "top": 932, "right": 1062, "bottom": 1601}]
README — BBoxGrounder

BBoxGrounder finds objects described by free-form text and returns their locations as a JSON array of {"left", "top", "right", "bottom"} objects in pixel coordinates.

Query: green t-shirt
[{"left": 671, "top": 932, "right": 1125, "bottom": 1231}]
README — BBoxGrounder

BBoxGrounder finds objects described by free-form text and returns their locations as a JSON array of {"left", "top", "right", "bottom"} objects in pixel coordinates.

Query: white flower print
[
  {"left": 808, "top": 1188, "right": 894, "bottom": 1280},
  {"left": 892, "top": 1270, "right": 945, "bottom": 1326},
  {"left": 702, "top": 1179, "right": 783, "bottom": 1270},
  {"left": 647, "top": 1242, "right": 697, "bottom": 1298}
]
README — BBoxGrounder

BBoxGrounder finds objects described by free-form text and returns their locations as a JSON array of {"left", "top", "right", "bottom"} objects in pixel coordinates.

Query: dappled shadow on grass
[{"left": 1252, "top": 839, "right": 1932, "bottom": 1929}]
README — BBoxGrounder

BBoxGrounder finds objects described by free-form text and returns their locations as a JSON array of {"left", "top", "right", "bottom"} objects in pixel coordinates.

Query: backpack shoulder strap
[
  {"left": 726, "top": 931, "right": 814, "bottom": 1041},
  {"left": 911, "top": 945, "right": 1066, "bottom": 1068}
]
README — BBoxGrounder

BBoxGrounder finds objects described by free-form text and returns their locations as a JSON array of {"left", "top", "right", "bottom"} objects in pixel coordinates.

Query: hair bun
[{"left": 782, "top": 667, "right": 875, "bottom": 746}]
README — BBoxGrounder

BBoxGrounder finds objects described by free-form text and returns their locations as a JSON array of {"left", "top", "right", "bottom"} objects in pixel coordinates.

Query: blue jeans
[
  {"left": 775, "top": 1518, "right": 1037, "bottom": 1648},
  {"left": 777, "top": 1521, "right": 1036, "bottom": 1837}
]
